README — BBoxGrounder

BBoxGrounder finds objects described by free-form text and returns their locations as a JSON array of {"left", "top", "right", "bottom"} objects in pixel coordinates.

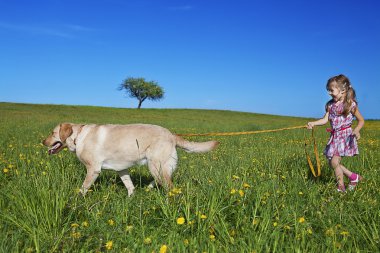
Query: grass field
[{"left": 0, "top": 102, "right": 379, "bottom": 252}]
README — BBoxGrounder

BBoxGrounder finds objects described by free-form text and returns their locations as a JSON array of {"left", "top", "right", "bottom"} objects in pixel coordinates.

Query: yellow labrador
[{"left": 43, "top": 123, "right": 218, "bottom": 196}]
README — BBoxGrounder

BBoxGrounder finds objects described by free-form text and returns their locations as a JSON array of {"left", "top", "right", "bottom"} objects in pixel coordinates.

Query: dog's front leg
[
  {"left": 80, "top": 165, "right": 101, "bottom": 196},
  {"left": 118, "top": 170, "right": 135, "bottom": 197}
]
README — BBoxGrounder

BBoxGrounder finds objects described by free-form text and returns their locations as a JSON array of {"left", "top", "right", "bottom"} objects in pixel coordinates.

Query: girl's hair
[{"left": 325, "top": 74, "right": 357, "bottom": 116}]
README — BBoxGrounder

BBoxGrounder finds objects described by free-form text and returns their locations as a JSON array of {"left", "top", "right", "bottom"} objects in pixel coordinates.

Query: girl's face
[{"left": 327, "top": 82, "right": 345, "bottom": 102}]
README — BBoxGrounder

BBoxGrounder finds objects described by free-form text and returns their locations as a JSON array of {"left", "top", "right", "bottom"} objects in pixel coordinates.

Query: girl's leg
[{"left": 329, "top": 156, "right": 352, "bottom": 190}]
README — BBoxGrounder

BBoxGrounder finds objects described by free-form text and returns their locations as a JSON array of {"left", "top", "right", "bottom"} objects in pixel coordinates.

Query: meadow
[{"left": 0, "top": 102, "right": 379, "bottom": 252}]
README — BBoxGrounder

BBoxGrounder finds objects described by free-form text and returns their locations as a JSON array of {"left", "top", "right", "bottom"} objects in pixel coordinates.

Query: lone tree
[{"left": 119, "top": 77, "right": 164, "bottom": 109}]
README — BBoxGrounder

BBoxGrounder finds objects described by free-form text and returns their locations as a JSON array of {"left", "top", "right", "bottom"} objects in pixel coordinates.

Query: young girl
[{"left": 307, "top": 74, "right": 365, "bottom": 192}]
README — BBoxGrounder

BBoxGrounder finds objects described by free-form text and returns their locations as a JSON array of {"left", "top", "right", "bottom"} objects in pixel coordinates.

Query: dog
[{"left": 43, "top": 123, "right": 219, "bottom": 196}]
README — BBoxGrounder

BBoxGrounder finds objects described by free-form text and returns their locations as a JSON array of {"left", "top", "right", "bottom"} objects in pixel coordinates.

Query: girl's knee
[{"left": 329, "top": 156, "right": 341, "bottom": 168}]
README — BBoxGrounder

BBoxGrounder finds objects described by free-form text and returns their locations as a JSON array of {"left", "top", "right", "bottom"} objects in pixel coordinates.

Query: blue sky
[{"left": 0, "top": 0, "right": 379, "bottom": 119}]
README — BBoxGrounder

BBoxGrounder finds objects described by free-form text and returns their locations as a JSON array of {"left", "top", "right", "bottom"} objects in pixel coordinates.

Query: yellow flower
[
  {"left": 82, "top": 221, "right": 89, "bottom": 227},
  {"left": 71, "top": 232, "right": 81, "bottom": 239},
  {"left": 307, "top": 228, "right": 313, "bottom": 234},
  {"left": 252, "top": 218, "right": 259, "bottom": 225},
  {"left": 209, "top": 234, "right": 216, "bottom": 241},
  {"left": 71, "top": 223, "right": 80, "bottom": 228},
  {"left": 273, "top": 222, "right": 278, "bottom": 227},
  {"left": 298, "top": 191, "right": 303, "bottom": 195},
  {"left": 125, "top": 225, "right": 133, "bottom": 232},
  {"left": 298, "top": 217, "right": 305, "bottom": 223},
  {"left": 239, "top": 190, "right": 245, "bottom": 197},
  {"left": 232, "top": 175, "right": 240, "bottom": 180},
  {"left": 230, "top": 188, "right": 237, "bottom": 194},
  {"left": 340, "top": 231, "right": 350, "bottom": 236},
  {"left": 172, "top": 188, "right": 182, "bottom": 194},
  {"left": 183, "top": 239, "right": 189, "bottom": 245},
  {"left": 325, "top": 228, "right": 334, "bottom": 236},
  {"left": 200, "top": 214, "right": 207, "bottom": 219},
  {"left": 108, "top": 219, "right": 115, "bottom": 226},
  {"left": 159, "top": 245, "right": 168, "bottom": 253},
  {"left": 105, "top": 241, "right": 113, "bottom": 250},
  {"left": 144, "top": 237, "right": 152, "bottom": 244},
  {"left": 243, "top": 183, "right": 251, "bottom": 188},
  {"left": 177, "top": 217, "right": 185, "bottom": 225},
  {"left": 3, "top": 168, "right": 9, "bottom": 173}
]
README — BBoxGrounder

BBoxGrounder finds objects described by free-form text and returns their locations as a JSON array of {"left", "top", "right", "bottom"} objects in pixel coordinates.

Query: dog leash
[
  {"left": 177, "top": 125, "right": 322, "bottom": 177},
  {"left": 176, "top": 125, "right": 306, "bottom": 137},
  {"left": 304, "top": 128, "right": 321, "bottom": 177}
]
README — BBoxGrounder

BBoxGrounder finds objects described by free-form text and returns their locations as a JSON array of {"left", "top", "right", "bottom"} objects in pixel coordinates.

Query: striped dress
[{"left": 324, "top": 101, "right": 359, "bottom": 158}]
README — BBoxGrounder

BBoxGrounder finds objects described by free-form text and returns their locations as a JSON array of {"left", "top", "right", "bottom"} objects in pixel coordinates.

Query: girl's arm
[
  {"left": 307, "top": 112, "right": 329, "bottom": 129},
  {"left": 352, "top": 107, "right": 365, "bottom": 140}
]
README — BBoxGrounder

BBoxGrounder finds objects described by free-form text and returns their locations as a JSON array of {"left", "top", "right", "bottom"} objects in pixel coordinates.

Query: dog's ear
[{"left": 59, "top": 123, "right": 73, "bottom": 142}]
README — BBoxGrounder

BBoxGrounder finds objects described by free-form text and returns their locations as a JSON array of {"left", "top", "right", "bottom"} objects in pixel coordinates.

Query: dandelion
[
  {"left": 71, "top": 232, "right": 81, "bottom": 239},
  {"left": 3, "top": 168, "right": 9, "bottom": 173},
  {"left": 209, "top": 234, "right": 216, "bottom": 241},
  {"left": 144, "top": 237, "right": 152, "bottom": 244},
  {"left": 105, "top": 241, "right": 113, "bottom": 250},
  {"left": 177, "top": 217, "right": 185, "bottom": 225},
  {"left": 200, "top": 214, "right": 207, "bottom": 219},
  {"left": 232, "top": 175, "right": 240, "bottom": 180},
  {"left": 71, "top": 223, "right": 80, "bottom": 228},
  {"left": 340, "top": 231, "right": 350, "bottom": 236},
  {"left": 298, "top": 217, "right": 305, "bottom": 223},
  {"left": 298, "top": 191, "right": 303, "bottom": 195},
  {"left": 159, "top": 244, "right": 168, "bottom": 253},
  {"left": 230, "top": 188, "right": 237, "bottom": 194},
  {"left": 239, "top": 190, "right": 245, "bottom": 197},
  {"left": 307, "top": 228, "right": 313, "bottom": 234},
  {"left": 243, "top": 183, "right": 251, "bottom": 188},
  {"left": 82, "top": 221, "right": 89, "bottom": 227},
  {"left": 252, "top": 218, "right": 259, "bottom": 225},
  {"left": 325, "top": 228, "right": 334, "bottom": 236},
  {"left": 183, "top": 239, "right": 189, "bottom": 245},
  {"left": 108, "top": 219, "right": 115, "bottom": 226}
]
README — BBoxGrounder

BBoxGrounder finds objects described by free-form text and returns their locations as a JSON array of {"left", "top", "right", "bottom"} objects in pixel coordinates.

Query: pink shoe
[
  {"left": 337, "top": 184, "right": 346, "bottom": 193},
  {"left": 348, "top": 174, "right": 362, "bottom": 191}
]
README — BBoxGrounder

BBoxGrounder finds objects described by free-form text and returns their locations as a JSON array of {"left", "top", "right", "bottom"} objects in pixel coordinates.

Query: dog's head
[{"left": 43, "top": 123, "right": 73, "bottom": 155}]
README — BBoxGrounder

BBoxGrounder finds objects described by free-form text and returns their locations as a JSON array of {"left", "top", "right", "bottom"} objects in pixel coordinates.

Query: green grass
[{"left": 0, "top": 102, "right": 379, "bottom": 252}]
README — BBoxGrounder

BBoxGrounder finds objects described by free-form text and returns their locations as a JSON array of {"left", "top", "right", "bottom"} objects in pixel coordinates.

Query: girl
[{"left": 307, "top": 74, "right": 365, "bottom": 192}]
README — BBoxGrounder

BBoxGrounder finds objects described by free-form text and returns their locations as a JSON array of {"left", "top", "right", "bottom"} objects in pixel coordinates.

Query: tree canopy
[{"left": 119, "top": 77, "right": 164, "bottom": 109}]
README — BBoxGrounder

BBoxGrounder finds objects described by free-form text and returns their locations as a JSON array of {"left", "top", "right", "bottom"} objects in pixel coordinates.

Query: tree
[{"left": 118, "top": 77, "right": 164, "bottom": 109}]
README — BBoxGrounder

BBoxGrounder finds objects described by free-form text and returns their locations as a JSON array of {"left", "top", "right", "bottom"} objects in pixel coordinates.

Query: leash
[
  {"left": 176, "top": 125, "right": 306, "bottom": 137},
  {"left": 304, "top": 128, "right": 321, "bottom": 177},
  {"left": 177, "top": 125, "right": 322, "bottom": 177}
]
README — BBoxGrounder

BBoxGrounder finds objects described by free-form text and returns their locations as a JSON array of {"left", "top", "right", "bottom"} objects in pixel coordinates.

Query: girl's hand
[
  {"left": 307, "top": 122, "right": 314, "bottom": 129},
  {"left": 352, "top": 129, "right": 361, "bottom": 140}
]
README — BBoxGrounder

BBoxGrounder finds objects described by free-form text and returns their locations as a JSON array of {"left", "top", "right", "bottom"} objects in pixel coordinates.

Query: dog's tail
[{"left": 175, "top": 135, "right": 219, "bottom": 153}]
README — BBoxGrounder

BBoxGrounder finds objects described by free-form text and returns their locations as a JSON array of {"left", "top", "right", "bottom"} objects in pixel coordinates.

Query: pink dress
[{"left": 324, "top": 101, "right": 359, "bottom": 158}]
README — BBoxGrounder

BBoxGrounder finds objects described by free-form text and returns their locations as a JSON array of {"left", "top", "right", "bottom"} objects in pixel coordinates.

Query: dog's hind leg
[
  {"left": 118, "top": 170, "right": 135, "bottom": 197},
  {"left": 148, "top": 149, "right": 177, "bottom": 190}
]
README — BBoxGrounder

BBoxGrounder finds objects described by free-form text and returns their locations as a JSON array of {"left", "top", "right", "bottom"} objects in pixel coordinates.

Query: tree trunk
[{"left": 137, "top": 96, "right": 147, "bottom": 109}]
